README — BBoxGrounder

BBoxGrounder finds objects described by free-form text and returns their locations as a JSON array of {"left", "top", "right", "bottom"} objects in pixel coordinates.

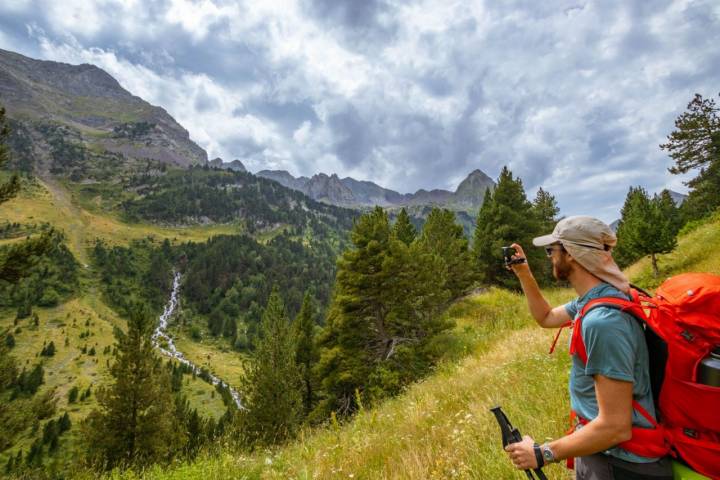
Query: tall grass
[{"left": 100, "top": 288, "right": 576, "bottom": 480}]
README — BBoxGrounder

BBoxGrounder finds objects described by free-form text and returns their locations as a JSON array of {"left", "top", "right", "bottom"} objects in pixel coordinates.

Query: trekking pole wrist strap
[{"left": 533, "top": 443, "right": 545, "bottom": 468}]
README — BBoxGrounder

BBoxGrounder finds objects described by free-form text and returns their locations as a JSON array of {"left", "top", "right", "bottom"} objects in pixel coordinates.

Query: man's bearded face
[{"left": 553, "top": 253, "right": 573, "bottom": 281}]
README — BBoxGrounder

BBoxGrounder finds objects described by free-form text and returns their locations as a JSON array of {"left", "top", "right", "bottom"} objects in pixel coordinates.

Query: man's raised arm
[{"left": 508, "top": 243, "right": 571, "bottom": 329}]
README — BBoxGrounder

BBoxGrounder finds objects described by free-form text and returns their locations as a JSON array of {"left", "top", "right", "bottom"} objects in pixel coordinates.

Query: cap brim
[{"left": 532, "top": 234, "right": 559, "bottom": 247}]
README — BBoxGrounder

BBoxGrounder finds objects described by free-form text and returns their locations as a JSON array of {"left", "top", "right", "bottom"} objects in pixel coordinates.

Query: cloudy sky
[{"left": 1, "top": 0, "right": 719, "bottom": 221}]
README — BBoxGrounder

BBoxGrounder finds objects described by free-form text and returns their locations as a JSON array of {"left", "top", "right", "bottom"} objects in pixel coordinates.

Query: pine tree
[
  {"left": 0, "top": 343, "right": 18, "bottom": 391},
  {"left": 661, "top": 93, "right": 720, "bottom": 220},
  {"left": 473, "top": 167, "right": 542, "bottom": 288},
  {"left": 0, "top": 105, "right": 20, "bottom": 205},
  {"left": 40, "top": 341, "right": 55, "bottom": 357},
  {"left": 15, "top": 300, "right": 31, "bottom": 320},
  {"left": 42, "top": 419, "right": 57, "bottom": 444},
  {"left": 238, "top": 287, "right": 303, "bottom": 447},
  {"left": 313, "top": 207, "right": 451, "bottom": 418},
  {"left": 58, "top": 412, "right": 71, "bottom": 433},
  {"left": 615, "top": 187, "right": 679, "bottom": 276},
  {"left": 532, "top": 187, "right": 560, "bottom": 231},
  {"left": 417, "top": 208, "right": 475, "bottom": 298},
  {"left": 294, "top": 292, "right": 317, "bottom": 416},
  {"left": 4, "top": 333, "right": 14, "bottom": 349},
  {"left": 392, "top": 208, "right": 416, "bottom": 245},
  {"left": 81, "top": 302, "right": 183, "bottom": 469}
]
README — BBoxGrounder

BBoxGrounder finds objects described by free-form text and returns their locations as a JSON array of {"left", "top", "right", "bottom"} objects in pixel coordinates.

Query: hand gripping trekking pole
[{"left": 491, "top": 406, "right": 548, "bottom": 480}]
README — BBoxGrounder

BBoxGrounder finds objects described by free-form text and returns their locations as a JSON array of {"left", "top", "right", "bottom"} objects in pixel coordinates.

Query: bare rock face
[
  {"left": 256, "top": 168, "right": 496, "bottom": 212},
  {"left": 453, "top": 169, "right": 494, "bottom": 209},
  {"left": 0, "top": 48, "right": 207, "bottom": 176},
  {"left": 305, "top": 173, "right": 356, "bottom": 205}
]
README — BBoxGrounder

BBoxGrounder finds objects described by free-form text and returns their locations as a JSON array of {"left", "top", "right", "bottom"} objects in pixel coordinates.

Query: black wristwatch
[{"left": 533, "top": 443, "right": 545, "bottom": 468}]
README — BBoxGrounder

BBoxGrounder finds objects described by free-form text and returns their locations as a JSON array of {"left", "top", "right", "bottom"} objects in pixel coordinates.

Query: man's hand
[
  {"left": 507, "top": 243, "right": 531, "bottom": 276},
  {"left": 504, "top": 435, "right": 539, "bottom": 470}
]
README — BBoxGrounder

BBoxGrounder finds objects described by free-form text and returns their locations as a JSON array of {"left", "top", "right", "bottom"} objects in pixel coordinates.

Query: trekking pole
[{"left": 490, "top": 406, "right": 548, "bottom": 480}]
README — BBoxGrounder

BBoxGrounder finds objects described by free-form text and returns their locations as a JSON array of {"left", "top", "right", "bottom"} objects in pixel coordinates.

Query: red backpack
[{"left": 553, "top": 273, "right": 720, "bottom": 478}]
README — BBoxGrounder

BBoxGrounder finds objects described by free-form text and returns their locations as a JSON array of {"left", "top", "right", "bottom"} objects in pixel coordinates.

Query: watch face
[{"left": 543, "top": 449, "right": 553, "bottom": 461}]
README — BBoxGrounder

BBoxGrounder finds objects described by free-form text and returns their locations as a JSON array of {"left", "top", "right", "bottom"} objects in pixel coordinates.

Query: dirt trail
[{"left": 37, "top": 175, "right": 91, "bottom": 265}]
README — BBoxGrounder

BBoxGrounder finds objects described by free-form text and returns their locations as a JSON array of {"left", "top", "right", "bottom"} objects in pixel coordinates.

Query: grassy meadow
[{"left": 0, "top": 177, "right": 244, "bottom": 264}]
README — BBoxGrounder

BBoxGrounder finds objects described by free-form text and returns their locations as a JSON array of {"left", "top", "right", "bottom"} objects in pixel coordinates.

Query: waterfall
[{"left": 152, "top": 271, "right": 244, "bottom": 409}]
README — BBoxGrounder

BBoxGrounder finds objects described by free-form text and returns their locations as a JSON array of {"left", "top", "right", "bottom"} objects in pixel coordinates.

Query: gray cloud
[{"left": 0, "top": 0, "right": 718, "bottom": 222}]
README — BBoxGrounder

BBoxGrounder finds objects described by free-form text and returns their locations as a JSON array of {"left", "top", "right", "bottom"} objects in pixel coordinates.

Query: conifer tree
[
  {"left": 294, "top": 292, "right": 317, "bottom": 416},
  {"left": 0, "top": 343, "right": 18, "bottom": 391},
  {"left": 532, "top": 187, "right": 559, "bottom": 230},
  {"left": 417, "top": 208, "right": 475, "bottom": 298},
  {"left": 531, "top": 187, "right": 560, "bottom": 283},
  {"left": 615, "top": 187, "right": 679, "bottom": 275},
  {"left": 313, "top": 207, "right": 450, "bottom": 418},
  {"left": 58, "top": 412, "right": 71, "bottom": 433},
  {"left": 238, "top": 287, "right": 303, "bottom": 446},
  {"left": 40, "top": 341, "right": 55, "bottom": 357},
  {"left": 0, "top": 106, "right": 20, "bottom": 205},
  {"left": 661, "top": 93, "right": 720, "bottom": 220},
  {"left": 392, "top": 208, "right": 416, "bottom": 245},
  {"left": 81, "top": 302, "right": 183, "bottom": 469},
  {"left": 473, "top": 167, "right": 541, "bottom": 287}
]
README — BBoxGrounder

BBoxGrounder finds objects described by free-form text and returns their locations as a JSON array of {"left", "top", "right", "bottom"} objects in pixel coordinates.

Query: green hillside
[
  {"left": 0, "top": 173, "right": 353, "bottom": 475},
  {"left": 94, "top": 210, "right": 720, "bottom": 480}
]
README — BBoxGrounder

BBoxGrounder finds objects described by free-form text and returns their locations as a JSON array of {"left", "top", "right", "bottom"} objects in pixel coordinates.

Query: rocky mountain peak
[{"left": 454, "top": 168, "right": 494, "bottom": 208}]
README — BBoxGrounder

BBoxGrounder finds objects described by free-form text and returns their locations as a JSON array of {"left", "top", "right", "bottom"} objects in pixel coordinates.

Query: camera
[{"left": 502, "top": 246, "right": 527, "bottom": 267}]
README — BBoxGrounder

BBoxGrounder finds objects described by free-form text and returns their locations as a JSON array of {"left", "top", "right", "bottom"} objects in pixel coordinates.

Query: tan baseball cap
[{"left": 532, "top": 215, "right": 617, "bottom": 250}]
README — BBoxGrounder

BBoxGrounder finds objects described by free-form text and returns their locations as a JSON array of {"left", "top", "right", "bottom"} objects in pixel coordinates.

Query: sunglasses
[
  {"left": 544, "top": 242, "right": 607, "bottom": 257},
  {"left": 544, "top": 245, "right": 566, "bottom": 257}
]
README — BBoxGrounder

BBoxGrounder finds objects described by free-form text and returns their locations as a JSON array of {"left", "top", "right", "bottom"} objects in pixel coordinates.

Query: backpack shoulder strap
[{"left": 569, "top": 292, "right": 648, "bottom": 365}]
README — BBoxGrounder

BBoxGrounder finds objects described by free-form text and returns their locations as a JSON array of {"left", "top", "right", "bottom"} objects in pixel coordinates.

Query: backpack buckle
[
  {"left": 683, "top": 428, "right": 698, "bottom": 439},
  {"left": 680, "top": 330, "right": 695, "bottom": 342}
]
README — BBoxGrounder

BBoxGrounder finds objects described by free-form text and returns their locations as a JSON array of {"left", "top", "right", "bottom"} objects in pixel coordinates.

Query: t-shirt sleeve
[
  {"left": 564, "top": 299, "right": 578, "bottom": 319},
  {"left": 581, "top": 308, "right": 636, "bottom": 382}
]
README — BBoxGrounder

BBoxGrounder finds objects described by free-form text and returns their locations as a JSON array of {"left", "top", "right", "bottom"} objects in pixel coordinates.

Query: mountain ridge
[{"left": 256, "top": 168, "right": 495, "bottom": 210}]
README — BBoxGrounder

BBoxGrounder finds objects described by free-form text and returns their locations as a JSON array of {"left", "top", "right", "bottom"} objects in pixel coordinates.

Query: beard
[{"left": 553, "top": 256, "right": 572, "bottom": 281}]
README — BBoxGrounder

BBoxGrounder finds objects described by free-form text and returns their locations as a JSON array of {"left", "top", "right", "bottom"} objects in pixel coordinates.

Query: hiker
[{"left": 503, "top": 216, "right": 673, "bottom": 479}]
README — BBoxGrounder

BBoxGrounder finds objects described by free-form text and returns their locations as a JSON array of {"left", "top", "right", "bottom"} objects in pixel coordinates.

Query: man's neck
[{"left": 569, "top": 269, "right": 603, "bottom": 297}]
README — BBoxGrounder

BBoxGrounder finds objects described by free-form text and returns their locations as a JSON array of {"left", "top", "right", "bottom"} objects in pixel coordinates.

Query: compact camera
[{"left": 502, "top": 246, "right": 527, "bottom": 267}]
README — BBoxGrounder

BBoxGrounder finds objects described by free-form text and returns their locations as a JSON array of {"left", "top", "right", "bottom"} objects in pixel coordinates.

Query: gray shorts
[{"left": 575, "top": 453, "right": 673, "bottom": 480}]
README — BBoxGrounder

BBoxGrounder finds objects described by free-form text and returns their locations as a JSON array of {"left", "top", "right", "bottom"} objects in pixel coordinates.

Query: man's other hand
[{"left": 504, "top": 435, "right": 539, "bottom": 470}]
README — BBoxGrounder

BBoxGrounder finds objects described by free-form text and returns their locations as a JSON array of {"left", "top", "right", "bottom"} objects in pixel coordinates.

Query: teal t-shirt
[{"left": 564, "top": 282, "right": 658, "bottom": 463}]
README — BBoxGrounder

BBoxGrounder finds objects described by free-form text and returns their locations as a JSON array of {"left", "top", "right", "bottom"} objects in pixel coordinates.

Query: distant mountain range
[
  {"left": 256, "top": 168, "right": 495, "bottom": 211},
  {"left": 209, "top": 157, "right": 246, "bottom": 172}
]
